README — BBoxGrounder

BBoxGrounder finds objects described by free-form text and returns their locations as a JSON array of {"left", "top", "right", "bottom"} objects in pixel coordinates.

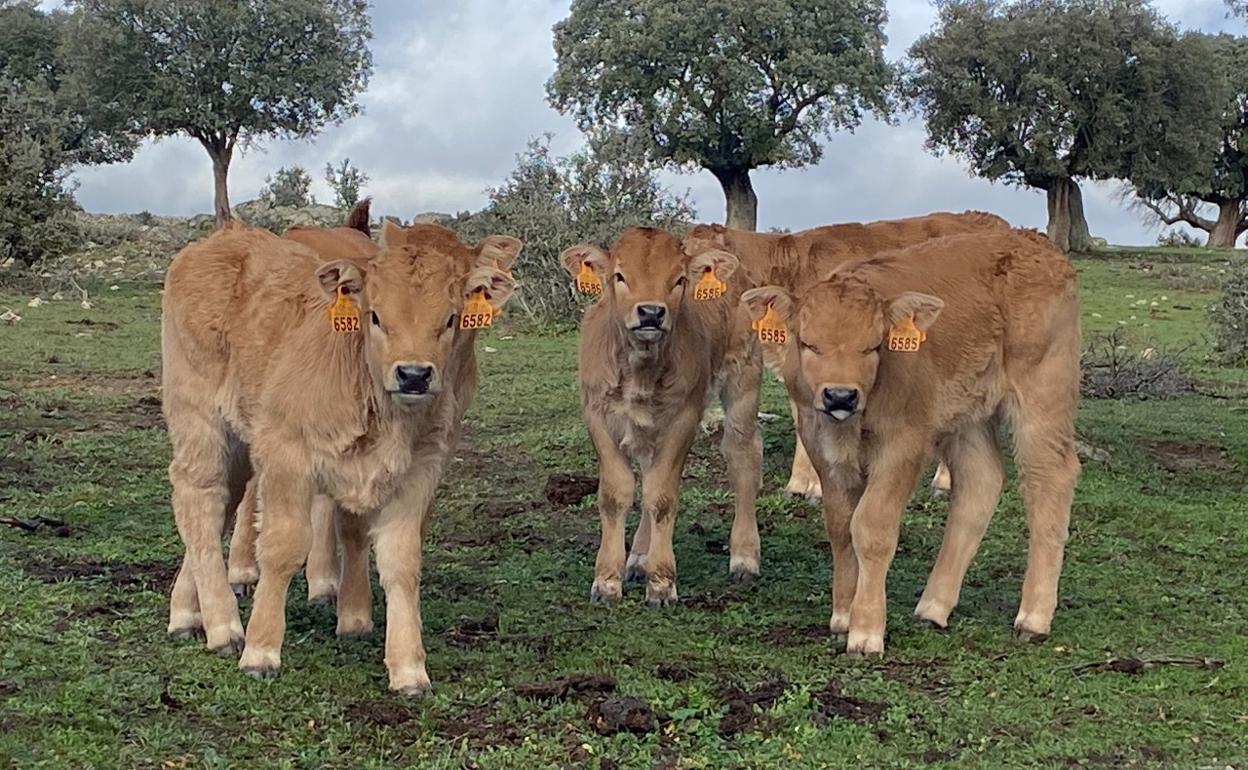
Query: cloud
[{"left": 66, "top": 0, "right": 1245, "bottom": 246}]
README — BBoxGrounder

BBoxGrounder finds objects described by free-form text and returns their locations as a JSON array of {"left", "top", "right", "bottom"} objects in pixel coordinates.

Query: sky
[{"left": 57, "top": 0, "right": 1246, "bottom": 246}]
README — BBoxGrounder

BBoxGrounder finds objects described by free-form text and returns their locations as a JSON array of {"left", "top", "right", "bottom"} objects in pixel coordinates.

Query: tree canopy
[
  {"left": 906, "top": 0, "right": 1220, "bottom": 252},
  {"left": 547, "top": 0, "right": 894, "bottom": 230},
  {"left": 65, "top": 0, "right": 372, "bottom": 226}
]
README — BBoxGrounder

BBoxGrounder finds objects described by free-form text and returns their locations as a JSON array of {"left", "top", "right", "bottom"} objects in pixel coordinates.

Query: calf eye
[
  {"left": 370, "top": 310, "right": 383, "bottom": 329},
  {"left": 446, "top": 313, "right": 457, "bottom": 329},
  {"left": 674, "top": 275, "right": 688, "bottom": 289},
  {"left": 614, "top": 273, "right": 626, "bottom": 285},
  {"left": 800, "top": 340, "right": 821, "bottom": 355}
]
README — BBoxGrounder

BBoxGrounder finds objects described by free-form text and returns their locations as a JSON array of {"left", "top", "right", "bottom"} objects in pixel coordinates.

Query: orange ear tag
[
  {"left": 887, "top": 316, "right": 925, "bottom": 352},
  {"left": 460, "top": 288, "right": 495, "bottom": 330},
  {"left": 327, "top": 288, "right": 361, "bottom": 333},
  {"left": 693, "top": 267, "right": 726, "bottom": 301},
  {"left": 752, "top": 304, "right": 788, "bottom": 345},
  {"left": 576, "top": 262, "right": 602, "bottom": 296}
]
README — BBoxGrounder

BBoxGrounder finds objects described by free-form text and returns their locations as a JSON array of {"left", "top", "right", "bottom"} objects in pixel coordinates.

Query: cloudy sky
[{"left": 61, "top": 0, "right": 1245, "bottom": 245}]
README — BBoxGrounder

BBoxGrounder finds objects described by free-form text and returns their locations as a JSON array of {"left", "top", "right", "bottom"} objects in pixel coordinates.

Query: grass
[{"left": 1, "top": 250, "right": 1247, "bottom": 769}]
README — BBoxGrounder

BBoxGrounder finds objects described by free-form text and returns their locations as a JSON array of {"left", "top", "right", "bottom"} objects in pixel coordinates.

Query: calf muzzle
[{"left": 820, "top": 387, "right": 859, "bottom": 421}]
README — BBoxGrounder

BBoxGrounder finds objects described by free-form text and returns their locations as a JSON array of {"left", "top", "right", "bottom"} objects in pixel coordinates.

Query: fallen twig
[{"left": 1069, "top": 655, "right": 1225, "bottom": 675}]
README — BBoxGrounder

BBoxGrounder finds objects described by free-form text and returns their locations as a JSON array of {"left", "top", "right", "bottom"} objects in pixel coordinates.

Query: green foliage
[
  {"left": 1211, "top": 268, "right": 1248, "bottom": 365},
  {"left": 1156, "top": 229, "right": 1203, "bottom": 248},
  {"left": 324, "top": 157, "right": 368, "bottom": 209},
  {"left": 906, "top": 0, "right": 1221, "bottom": 192},
  {"left": 547, "top": 0, "right": 894, "bottom": 175},
  {"left": 451, "top": 134, "right": 696, "bottom": 324},
  {"left": 260, "top": 165, "right": 315, "bottom": 208}
]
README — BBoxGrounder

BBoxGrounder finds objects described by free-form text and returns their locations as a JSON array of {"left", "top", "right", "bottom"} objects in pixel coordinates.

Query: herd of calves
[{"left": 159, "top": 201, "right": 1081, "bottom": 696}]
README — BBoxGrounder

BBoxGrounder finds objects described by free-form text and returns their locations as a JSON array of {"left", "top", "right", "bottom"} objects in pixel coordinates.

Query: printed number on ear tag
[
  {"left": 888, "top": 316, "right": 925, "bottom": 352},
  {"left": 693, "top": 268, "right": 726, "bottom": 301},
  {"left": 327, "top": 288, "right": 361, "bottom": 333},
  {"left": 576, "top": 262, "right": 602, "bottom": 296},
  {"left": 752, "top": 304, "right": 788, "bottom": 345},
  {"left": 460, "top": 289, "right": 495, "bottom": 330}
]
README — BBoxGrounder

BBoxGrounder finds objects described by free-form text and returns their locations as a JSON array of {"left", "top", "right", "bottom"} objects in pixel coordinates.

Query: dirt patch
[
  {"left": 811, "top": 681, "right": 886, "bottom": 726},
  {"left": 1143, "top": 440, "right": 1235, "bottom": 474},
  {"left": 877, "top": 659, "right": 953, "bottom": 697},
  {"left": 717, "top": 676, "right": 789, "bottom": 737},
  {"left": 587, "top": 696, "right": 658, "bottom": 735},
  {"left": 0, "top": 457, "right": 55, "bottom": 497},
  {"left": 0, "top": 515, "right": 74, "bottom": 537},
  {"left": 343, "top": 700, "right": 421, "bottom": 728},
  {"left": 23, "top": 555, "right": 178, "bottom": 591},
  {"left": 66, "top": 319, "right": 120, "bottom": 331},
  {"left": 0, "top": 681, "right": 17, "bottom": 697},
  {"left": 447, "top": 614, "right": 498, "bottom": 648},
  {"left": 438, "top": 701, "right": 524, "bottom": 748},
  {"left": 764, "top": 623, "right": 829, "bottom": 647},
  {"left": 514, "top": 673, "right": 616, "bottom": 701},
  {"left": 544, "top": 473, "right": 597, "bottom": 506},
  {"left": 654, "top": 662, "right": 694, "bottom": 682}
]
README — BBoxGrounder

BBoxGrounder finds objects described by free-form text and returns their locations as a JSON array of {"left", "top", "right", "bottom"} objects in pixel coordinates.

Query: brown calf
[
  {"left": 742, "top": 228, "right": 1080, "bottom": 654},
  {"left": 162, "top": 221, "right": 519, "bottom": 694},
  {"left": 561, "top": 227, "right": 763, "bottom": 604},
  {"left": 688, "top": 211, "right": 1010, "bottom": 499}
]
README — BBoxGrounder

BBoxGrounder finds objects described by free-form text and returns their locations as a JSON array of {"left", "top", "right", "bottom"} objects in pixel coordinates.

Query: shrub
[
  {"left": 325, "top": 158, "right": 368, "bottom": 209},
  {"left": 451, "top": 134, "right": 696, "bottom": 324},
  {"left": 1081, "top": 329, "right": 1192, "bottom": 399},
  {"left": 1210, "top": 268, "right": 1248, "bottom": 366},
  {"left": 260, "top": 165, "right": 315, "bottom": 208},
  {"left": 1156, "top": 229, "right": 1203, "bottom": 248}
]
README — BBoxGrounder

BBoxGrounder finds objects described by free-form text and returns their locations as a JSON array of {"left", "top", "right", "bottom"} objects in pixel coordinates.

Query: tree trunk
[
  {"left": 710, "top": 167, "right": 758, "bottom": 231},
  {"left": 211, "top": 150, "right": 232, "bottom": 229},
  {"left": 1207, "top": 200, "right": 1245, "bottom": 248},
  {"left": 1045, "top": 178, "right": 1093, "bottom": 253}
]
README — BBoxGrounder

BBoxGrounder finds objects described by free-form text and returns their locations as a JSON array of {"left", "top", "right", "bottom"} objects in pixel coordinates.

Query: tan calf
[
  {"left": 561, "top": 227, "right": 763, "bottom": 604},
  {"left": 742, "top": 228, "right": 1080, "bottom": 654},
  {"left": 688, "top": 211, "right": 1010, "bottom": 499},
  {"left": 162, "top": 221, "right": 519, "bottom": 694}
]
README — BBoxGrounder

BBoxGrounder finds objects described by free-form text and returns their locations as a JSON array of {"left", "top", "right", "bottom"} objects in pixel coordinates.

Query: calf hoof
[
  {"left": 168, "top": 626, "right": 203, "bottom": 642},
  {"left": 389, "top": 667, "right": 432, "bottom": 698},
  {"left": 307, "top": 592, "right": 336, "bottom": 607},
  {"left": 728, "top": 555, "right": 760, "bottom": 583},
  {"left": 624, "top": 554, "right": 647, "bottom": 583},
  {"left": 828, "top": 611, "right": 850, "bottom": 639},
  {"left": 241, "top": 664, "right": 280, "bottom": 680},
  {"left": 913, "top": 598, "right": 953, "bottom": 631},
  {"left": 1012, "top": 610, "right": 1052, "bottom": 643},
  {"left": 784, "top": 476, "right": 822, "bottom": 501},
  {"left": 590, "top": 578, "right": 622, "bottom": 603},
  {"left": 1012, "top": 625, "right": 1049, "bottom": 644},
  {"left": 205, "top": 622, "right": 246, "bottom": 656},
  {"left": 239, "top": 645, "right": 281, "bottom": 677},
  {"left": 645, "top": 579, "right": 678, "bottom": 607},
  {"left": 167, "top": 611, "right": 203, "bottom": 641},
  {"left": 845, "top": 631, "right": 884, "bottom": 657},
  {"left": 210, "top": 634, "right": 245, "bottom": 657},
  {"left": 228, "top": 565, "right": 259, "bottom": 589},
  {"left": 307, "top": 580, "right": 339, "bottom": 606},
  {"left": 915, "top": 616, "right": 949, "bottom": 633},
  {"left": 231, "top": 583, "right": 252, "bottom": 599},
  {"left": 336, "top": 618, "right": 374, "bottom": 639}
]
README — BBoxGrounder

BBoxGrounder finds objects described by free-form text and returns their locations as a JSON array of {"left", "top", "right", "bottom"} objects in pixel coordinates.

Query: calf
[
  {"left": 561, "top": 227, "right": 762, "bottom": 603},
  {"left": 687, "top": 212, "right": 1010, "bottom": 499},
  {"left": 741, "top": 228, "right": 1080, "bottom": 653},
  {"left": 162, "top": 222, "right": 519, "bottom": 694}
]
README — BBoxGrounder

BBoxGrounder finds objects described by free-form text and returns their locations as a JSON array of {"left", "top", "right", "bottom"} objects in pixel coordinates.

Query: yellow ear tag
[
  {"left": 693, "top": 267, "right": 726, "bottom": 301},
  {"left": 576, "top": 262, "right": 602, "bottom": 296},
  {"left": 887, "top": 316, "right": 925, "bottom": 352},
  {"left": 327, "top": 288, "right": 361, "bottom": 333},
  {"left": 460, "top": 288, "right": 495, "bottom": 330},
  {"left": 752, "top": 303, "right": 788, "bottom": 345}
]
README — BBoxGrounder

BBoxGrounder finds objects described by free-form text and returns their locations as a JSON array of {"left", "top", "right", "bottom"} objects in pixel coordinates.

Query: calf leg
[
  {"left": 587, "top": 415, "right": 636, "bottom": 602},
  {"left": 785, "top": 398, "right": 823, "bottom": 499},
  {"left": 847, "top": 448, "right": 926, "bottom": 656},
  {"left": 238, "top": 464, "right": 313, "bottom": 678},
  {"left": 822, "top": 471, "right": 863, "bottom": 639},
  {"left": 720, "top": 360, "right": 763, "bottom": 580},
  {"left": 1011, "top": 368, "right": 1080, "bottom": 641},
  {"left": 373, "top": 466, "right": 441, "bottom": 696},
  {"left": 624, "top": 510, "right": 651, "bottom": 583},
  {"left": 305, "top": 495, "right": 340, "bottom": 604},
  {"left": 915, "top": 422, "right": 1004, "bottom": 629},
  {"left": 227, "top": 477, "right": 260, "bottom": 596},
  {"left": 335, "top": 508, "right": 373, "bottom": 638},
  {"left": 640, "top": 408, "right": 700, "bottom": 606},
  {"left": 166, "top": 406, "right": 246, "bottom": 653},
  {"left": 929, "top": 460, "right": 953, "bottom": 497}
]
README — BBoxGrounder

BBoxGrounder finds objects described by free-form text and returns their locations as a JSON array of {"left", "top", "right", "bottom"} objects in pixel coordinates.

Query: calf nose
[
  {"left": 395, "top": 364, "right": 434, "bottom": 394},
  {"left": 635, "top": 304, "right": 667, "bottom": 327},
  {"left": 822, "top": 387, "right": 859, "bottom": 414}
]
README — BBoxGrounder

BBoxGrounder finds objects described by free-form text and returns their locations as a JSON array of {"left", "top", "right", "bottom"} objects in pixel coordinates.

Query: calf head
[
  {"left": 561, "top": 226, "right": 738, "bottom": 345},
  {"left": 316, "top": 226, "right": 520, "bottom": 405},
  {"left": 741, "top": 278, "right": 943, "bottom": 421}
]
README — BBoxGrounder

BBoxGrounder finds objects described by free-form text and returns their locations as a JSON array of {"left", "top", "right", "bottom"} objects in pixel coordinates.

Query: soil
[
  {"left": 342, "top": 701, "right": 421, "bottom": 728},
  {"left": 1143, "top": 440, "right": 1235, "bottom": 473},
  {"left": 654, "top": 662, "right": 694, "bottom": 682},
  {"left": 544, "top": 473, "right": 597, "bottom": 506},
  {"left": 514, "top": 673, "right": 616, "bottom": 701},
  {"left": 22, "top": 554, "right": 178, "bottom": 591},
  {"left": 587, "top": 696, "right": 658, "bottom": 735},
  {"left": 811, "top": 680, "right": 887, "bottom": 726},
  {"left": 447, "top": 614, "right": 499, "bottom": 647},
  {"left": 717, "top": 676, "right": 790, "bottom": 737}
]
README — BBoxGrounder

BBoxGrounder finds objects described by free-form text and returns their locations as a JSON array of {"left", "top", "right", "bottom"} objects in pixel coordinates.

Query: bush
[
  {"left": 451, "top": 134, "right": 696, "bottom": 324},
  {"left": 260, "top": 165, "right": 315, "bottom": 208},
  {"left": 1210, "top": 268, "right": 1248, "bottom": 366},
  {"left": 325, "top": 158, "right": 368, "bottom": 209},
  {"left": 1156, "top": 229, "right": 1203, "bottom": 248},
  {"left": 1081, "top": 329, "right": 1193, "bottom": 399}
]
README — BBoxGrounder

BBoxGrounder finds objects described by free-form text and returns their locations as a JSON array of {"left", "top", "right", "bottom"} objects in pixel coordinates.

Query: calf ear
[
  {"left": 887, "top": 292, "right": 944, "bottom": 332},
  {"left": 461, "top": 266, "right": 517, "bottom": 309},
  {"left": 559, "top": 243, "right": 609, "bottom": 282},
  {"left": 379, "top": 219, "right": 404, "bottom": 248},
  {"left": 476, "top": 235, "right": 523, "bottom": 272},
  {"left": 316, "top": 260, "right": 365, "bottom": 298},
  {"left": 687, "top": 248, "right": 740, "bottom": 281},
  {"left": 740, "top": 285, "right": 794, "bottom": 323}
]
